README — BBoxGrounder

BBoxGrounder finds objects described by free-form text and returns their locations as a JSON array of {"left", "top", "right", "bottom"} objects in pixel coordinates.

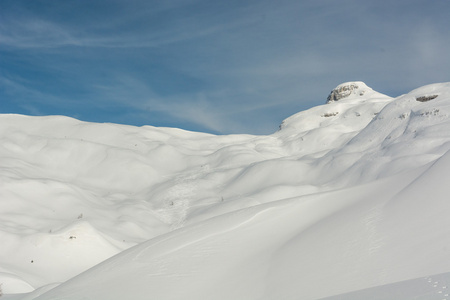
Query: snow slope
[
  {"left": 2, "top": 82, "right": 450, "bottom": 299},
  {"left": 321, "top": 271, "right": 450, "bottom": 300}
]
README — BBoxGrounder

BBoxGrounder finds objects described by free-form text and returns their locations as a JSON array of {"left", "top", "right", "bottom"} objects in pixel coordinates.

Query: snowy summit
[
  {"left": 326, "top": 81, "right": 390, "bottom": 103},
  {"left": 2, "top": 81, "right": 450, "bottom": 299}
]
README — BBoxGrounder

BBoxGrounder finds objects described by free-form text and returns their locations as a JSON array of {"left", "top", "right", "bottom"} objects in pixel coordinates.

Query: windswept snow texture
[{"left": 2, "top": 82, "right": 450, "bottom": 299}]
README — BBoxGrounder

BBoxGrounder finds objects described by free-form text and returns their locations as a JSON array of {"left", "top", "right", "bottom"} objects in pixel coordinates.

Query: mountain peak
[{"left": 326, "top": 81, "right": 376, "bottom": 103}]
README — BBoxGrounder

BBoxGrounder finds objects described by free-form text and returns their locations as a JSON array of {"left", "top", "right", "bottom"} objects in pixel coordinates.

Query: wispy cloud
[
  {"left": 88, "top": 75, "right": 250, "bottom": 133},
  {"left": 0, "top": 1, "right": 254, "bottom": 50},
  {"left": 0, "top": 17, "right": 78, "bottom": 48},
  {"left": 0, "top": 74, "right": 52, "bottom": 104}
]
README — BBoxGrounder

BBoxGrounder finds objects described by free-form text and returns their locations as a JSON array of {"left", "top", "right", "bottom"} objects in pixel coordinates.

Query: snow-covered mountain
[{"left": 2, "top": 81, "right": 450, "bottom": 299}]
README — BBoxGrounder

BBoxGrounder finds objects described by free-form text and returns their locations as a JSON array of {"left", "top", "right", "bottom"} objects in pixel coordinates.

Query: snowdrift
[{"left": 2, "top": 82, "right": 450, "bottom": 299}]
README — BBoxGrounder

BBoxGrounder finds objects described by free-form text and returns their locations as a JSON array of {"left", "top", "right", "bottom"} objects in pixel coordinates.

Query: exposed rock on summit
[{"left": 326, "top": 81, "right": 369, "bottom": 103}]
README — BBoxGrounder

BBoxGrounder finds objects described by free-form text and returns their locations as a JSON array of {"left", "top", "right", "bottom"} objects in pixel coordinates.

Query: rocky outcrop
[
  {"left": 416, "top": 95, "right": 438, "bottom": 102},
  {"left": 326, "top": 82, "right": 368, "bottom": 104}
]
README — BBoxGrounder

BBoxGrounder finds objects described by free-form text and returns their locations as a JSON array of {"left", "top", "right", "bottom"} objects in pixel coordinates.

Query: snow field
[{"left": 1, "top": 82, "right": 450, "bottom": 299}]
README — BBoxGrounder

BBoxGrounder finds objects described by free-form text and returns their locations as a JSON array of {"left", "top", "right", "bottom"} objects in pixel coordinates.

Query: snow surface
[{"left": 2, "top": 82, "right": 450, "bottom": 299}]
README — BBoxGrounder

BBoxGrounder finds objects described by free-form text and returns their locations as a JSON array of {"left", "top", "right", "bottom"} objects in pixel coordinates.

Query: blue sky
[{"left": 1, "top": 0, "right": 450, "bottom": 134}]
